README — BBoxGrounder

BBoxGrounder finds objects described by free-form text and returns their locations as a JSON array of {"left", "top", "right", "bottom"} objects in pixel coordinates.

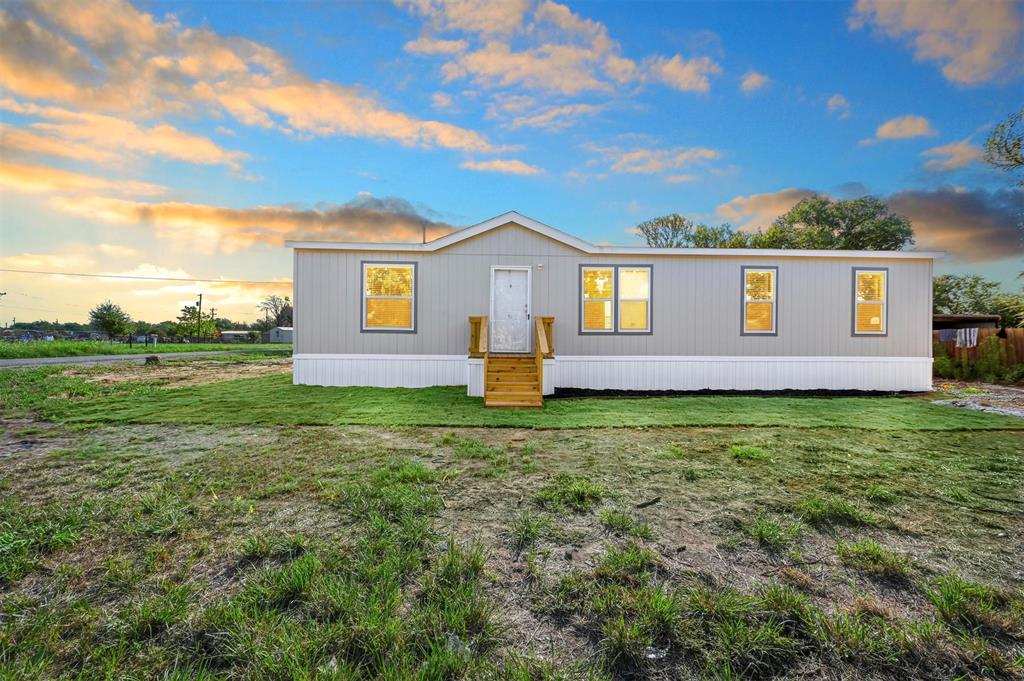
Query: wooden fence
[{"left": 932, "top": 327, "right": 1024, "bottom": 367}]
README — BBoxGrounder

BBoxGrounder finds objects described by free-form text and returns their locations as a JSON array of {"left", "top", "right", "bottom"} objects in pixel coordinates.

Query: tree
[
  {"left": 89, "top": 301, "right": 132, "bottom": 340},
  {"left": 984, "top": 108, "right": 1024, "bottom": 278},
  {"left": 933, "top": 275, "right": 1000, "bottom": 314},
  {"left": 933, "top": 274, "right": 1024, "bottom": 327},
  {"left": 635, "top": 214, "right": 748, "bottom": 248},
  {"left": 258, "top": 294, "right": 292, "bottom": 326},
  {"left": 635, "top": 197, "right": 914, "bottom": 252},
  {"left": 984, "top": 107, "right": 1023, "bottom": 183},
  {"left": 752, "top": 196, "right": 914, "bottom": 251},
  {"left": 176, "top": 305, "right": 217, "bottom": 338}
]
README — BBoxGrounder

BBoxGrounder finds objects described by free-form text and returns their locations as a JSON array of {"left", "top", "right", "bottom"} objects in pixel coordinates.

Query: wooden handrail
[
  {"left": 538, "top": 316, "right": 554, "bottom": 358},
  {"left": 533, "top": 318, "right": 544, "bottom": 401},
  {"left": 468, "top": 315, "right": 488, "bottom": 357},
  {"left": 535, "top": 317, "right": 549, "bottom": 356}
]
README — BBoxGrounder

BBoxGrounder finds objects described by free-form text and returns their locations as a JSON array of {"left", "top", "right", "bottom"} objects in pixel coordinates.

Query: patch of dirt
[
  {"left": 932, "top": 380, "right": 1024, "bottom": 418},
  {"left": 0, "top": 418, "right": 78, "bottom": 462},
  {"left": 60, "top": 357, "right": 292, "bottom": 388}
]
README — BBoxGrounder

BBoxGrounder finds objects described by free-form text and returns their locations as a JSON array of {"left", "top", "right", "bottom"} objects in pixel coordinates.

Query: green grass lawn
[
  {"left": 0, "top": 340, "right": 291, "bottom": 359},
  {"left": 1, "top": 357, "right": 1021, "bottom": 679},
  {"left": 5, "top": 370, "right": 1018, "bottom": 430}
]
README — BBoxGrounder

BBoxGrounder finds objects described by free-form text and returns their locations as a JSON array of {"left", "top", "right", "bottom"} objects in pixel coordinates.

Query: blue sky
[{"left": 0, "top": 0, "right": 1021, "bottom": 322}]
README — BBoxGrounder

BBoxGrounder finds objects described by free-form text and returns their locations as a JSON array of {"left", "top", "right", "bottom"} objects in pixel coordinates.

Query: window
[
  {"left": 618, "top": 267, "right": 651, "bottom": 332},
  {"left": 742, "top": 267, "right": 777, "bottom": 334},
  {"left": 581, "top": 267, "right": 613, "bottom": 332},
  {"left": 362, "top": 262, "right": 415, "bottom": 332},
  {"left": 579, "top": 265, "right": 652, "bottom": 333},
  {"left": 853, "top": 268, "right": 886, "bottom": 335}
]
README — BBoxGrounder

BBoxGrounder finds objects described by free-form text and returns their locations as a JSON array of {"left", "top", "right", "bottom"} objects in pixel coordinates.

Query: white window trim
[
  {"left": 580, "top": 265, "right": 615, "bottom": 334},
  {"left": 741, "top": 266, "right": 777, "bottom": 335},
  {"left": 617, "top": 266, "right": 652, "bottom": 333},
  {"left": 361, "top": 261, "right": 416, "bottom": 333},
  {"left": 853, "top": 268, "right": 887, "bottom": 336}
]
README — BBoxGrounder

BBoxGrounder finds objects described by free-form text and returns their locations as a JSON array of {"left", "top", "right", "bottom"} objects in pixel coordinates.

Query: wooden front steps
[
  {"left": 485, "top": 354, "right": 542, "bottom": 408},
  {"left": 470, "top": 315, "right": 553, "bottom": 409}
]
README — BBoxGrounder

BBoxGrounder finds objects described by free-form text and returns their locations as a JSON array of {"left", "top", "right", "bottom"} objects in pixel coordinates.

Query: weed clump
[
  {"left": 796, "top": 494, "right": 878, "bottom": 527},
  {"left": 599, "top": 509, "right": 655, "bottom": 540},
  {"left": 729, "top": 445, "right": 773, "bottom": 461},
  {"left": 836, "top": 539, "right": 911, "bottom": 581},
  {"left": 534, "top": 473, "right": 605, "bottom": 513}
]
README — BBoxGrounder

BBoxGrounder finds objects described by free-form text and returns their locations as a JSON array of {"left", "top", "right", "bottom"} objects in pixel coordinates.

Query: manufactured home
[{"left": 287, "top": 211, "right": 940, "bottom": 406}]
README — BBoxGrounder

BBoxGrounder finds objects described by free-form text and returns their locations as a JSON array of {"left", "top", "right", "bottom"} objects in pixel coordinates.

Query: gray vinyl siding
[{"left": 294, "top": 223, "right": 933, "bottom": 358}]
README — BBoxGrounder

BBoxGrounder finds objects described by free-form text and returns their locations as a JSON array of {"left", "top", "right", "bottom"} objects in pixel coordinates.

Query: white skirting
[
  {"left": 293, "top": 354, "right": 466, "bottom": 388},
  {"left": 294, "top": 354, "right": 933, "bottom": 393},
  {"left": 468, "top": 358, "right": 484, "bottom": 397},
  {"left": 553, "top": 356, "right": 932, "bottom": 392}
]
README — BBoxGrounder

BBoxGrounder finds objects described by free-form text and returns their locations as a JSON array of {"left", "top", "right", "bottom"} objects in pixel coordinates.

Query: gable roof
[{"left": 285, "top": 210, "right": 943, "bottom": 260}]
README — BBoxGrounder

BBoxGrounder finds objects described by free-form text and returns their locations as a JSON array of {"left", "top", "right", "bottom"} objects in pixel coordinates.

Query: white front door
[{"left": 490, "top": 267, "right": 531, "bottom": 353}]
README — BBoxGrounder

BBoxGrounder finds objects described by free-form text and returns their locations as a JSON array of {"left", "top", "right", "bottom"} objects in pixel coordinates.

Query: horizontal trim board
[
  {"left": 294, "top": 354, "right": 465, "bottom": 389},
  {"left": 555, "top": 355, "right": 929, "bottom": 363},
  {"left": 294, "top": 353, "right": 463, "bottom": 361},
  {"left": 295, "top": 354, "right": 932, "bottom": 393},
  {"left": 287, "top": 211, "right": 943, "bottom": 260},
  {"left": 553, "top": 356, "right": 932, "bottom": 392}
]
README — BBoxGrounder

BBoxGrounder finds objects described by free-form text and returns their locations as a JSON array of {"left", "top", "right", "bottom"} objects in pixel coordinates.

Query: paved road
[{"left": 0, "top": 349, "right": 290, "bottom": 368}]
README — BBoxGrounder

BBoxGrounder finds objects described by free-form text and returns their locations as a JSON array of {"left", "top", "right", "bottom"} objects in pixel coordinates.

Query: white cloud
[
  {"left": 921, "top": 138, "right": 985, "bottom": 171},
  {"left": 459, "top": 158, "right": 542, "bottom": 175},
  {"left": 715, "top": 188, "right": 817, "bottom": 229},
  {"left": 585, "top": 144, "right": 720, "bottom": 175},
  {"left": 441, "top": 40, "right": 612, "bottom": 96},
  {"left": 8, "top": 103, "right": 250, "bottom": 169},
  {"left": 396, "top": 0, "right": 530, "bottom": 36},
  {"left": 508, "top": 103, "right": 600, "bottom": 130},
  {"left": 740, "top": 70, "right": 769, "bottom": 93},
  {"left": 404, "top": 36, "right": 468, "bottom": 54},
  {"left": 849, "top": 0, "right": 1022, "bottom": 85},
  {"left": 861, "top": 114, "right": 936, "bottom": 144},
  {"left": 648, "top": 55, "right": 721, "bottom": 93},
  {"left": 827, "top": 94, "right": 850, "bottom": 118},
  {"left": 0, "top": 159, "right": 166, "bottom": 196},
  {"left": 97, "top": 243, "right": 141, "bottom": 257},
  {"left": 0, "top": 1, "right": 503, "bottom": 155},
  {"left": 399, "top": 0, "right": 720, "bottom": 97},
  {"left": 431, "top": 92, "right": 454, "bottom": 108},
  {"left": 1, "top": 250, "right": 96, "bottom": 271}
]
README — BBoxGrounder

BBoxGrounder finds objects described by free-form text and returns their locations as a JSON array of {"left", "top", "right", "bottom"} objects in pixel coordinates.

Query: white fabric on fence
[{"left": 955, "top": 327, "right": 978, "bottom": 348}]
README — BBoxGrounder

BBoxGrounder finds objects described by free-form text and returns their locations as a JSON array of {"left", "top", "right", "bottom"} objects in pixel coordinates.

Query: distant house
[
  {"left": 269, "top": 326, "right": 293, "bottom": 344},
  {"left": 287, "top": 211, "right": 942, "bottom": 405},
  {"left": 219, "top": 330, "right": 251, "bottom": 343}
]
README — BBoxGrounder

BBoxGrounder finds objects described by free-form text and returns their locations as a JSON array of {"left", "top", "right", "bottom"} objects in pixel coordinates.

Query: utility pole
[
  {"left": 209, "top": 307, "right": 217, "bottom": 338},
  {"left": 195, "top": 293, "right": 203, "bottom": 342}
]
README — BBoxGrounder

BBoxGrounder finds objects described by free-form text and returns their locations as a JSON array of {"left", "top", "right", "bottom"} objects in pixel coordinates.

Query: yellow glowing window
[
  {"left": 743, "top": 268, "right": 776, "bottom": 334},
  {"left": 582, "top": 267, "right": 613, "bottom": 331},
  {"left": 854, "top": 269, "right": 886, "bottom": 334},
  {"left": 363, "top": 263, "right": 415, "bottom": 330},
  {"left": 618, "top": 267, "right": 650, "bottom": 331}
]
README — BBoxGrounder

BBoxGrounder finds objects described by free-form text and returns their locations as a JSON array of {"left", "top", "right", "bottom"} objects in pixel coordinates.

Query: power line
[{"left": 0, "top": 268, "right": 291, "bottom": 285}]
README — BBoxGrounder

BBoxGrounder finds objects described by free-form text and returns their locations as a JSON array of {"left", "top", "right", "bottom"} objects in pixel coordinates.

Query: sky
[{"left": 0, "top": 0, "right": 1021, "bottom": 324}]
